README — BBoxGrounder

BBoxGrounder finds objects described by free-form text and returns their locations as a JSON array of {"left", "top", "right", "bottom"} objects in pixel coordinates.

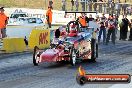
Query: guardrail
[{"left": 61, "top": 1, "right": 132, "bottom": 15}]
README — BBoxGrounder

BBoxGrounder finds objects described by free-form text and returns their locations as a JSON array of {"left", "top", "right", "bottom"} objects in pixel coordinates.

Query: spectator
[
  {"left": 111, "top": 0, "right": 115, "bottom": 15},
  {"left": 115, "top": 0, "right": 121, "bottom": 16},
  {"left": 119, "top": 15, "right": 124, "bottom": 40},
  {"left": 49, "top": 0, "right": 53, "bottom": 8},
  {"left": 88, "top": 0, "right": 92, "bottom": 11},
  {"left": 98, "top": 0, "right": 103, "bottom": 13},
  {"left": 80, "top": 0, "right": 88, "bottom": 11},
  {"left": 75, "top": 0, "right": 79, "bottom": 11},
  {"left": 120, "top": 15, "right": 130, "bottom": 40},
  {"left": 62, "top": 0, "right": 66, "bottom": 11},
  {"left": 71, "top": 0, "right": 74, "bottom": 11},
  {"left": 122, "top": 0, "right": 127, "bottom": 15},
  {"left": 108, "top": 0, "right": 112, "bottom": 2},
  {"left": 46, "top": 6, "right": 53, "bottom": 29},
  {"left": 103, "top": 0, "right": 107, "bottom": 13},
  {"left": 0, "top": 7, "right": 8, "bottom": 38},
  {"left": 126, "top": 5, "right": 132, "bottom": 15},
  {"left": 108, "top": 0, "right": 115, "bottom": 14},
  {"left": 93, "top": 0, "right": 97, "bottom": 11}
]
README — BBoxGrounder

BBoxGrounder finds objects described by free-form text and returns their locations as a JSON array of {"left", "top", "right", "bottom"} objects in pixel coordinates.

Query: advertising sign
[{"left": 28, "top": 29, "right": 50, "bottom": 49}]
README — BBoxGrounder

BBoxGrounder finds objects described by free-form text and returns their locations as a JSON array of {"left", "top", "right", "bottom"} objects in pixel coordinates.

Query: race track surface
[{"left": 0, "top": 40, "right": 132, "bottom": 88}]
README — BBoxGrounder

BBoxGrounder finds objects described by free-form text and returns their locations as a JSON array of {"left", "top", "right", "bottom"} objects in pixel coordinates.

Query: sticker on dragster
[{"left": 76, "top": 66, "right": 131, "bottom": 85}]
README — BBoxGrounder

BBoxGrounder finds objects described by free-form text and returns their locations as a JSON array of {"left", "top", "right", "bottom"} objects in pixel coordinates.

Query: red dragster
[{"left": 33, "top": 21, "right": 98, "bottom": 66}]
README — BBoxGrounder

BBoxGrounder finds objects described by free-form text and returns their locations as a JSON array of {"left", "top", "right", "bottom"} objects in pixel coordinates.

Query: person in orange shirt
[
  {"left": 77, "top": 13, "right": 89, "bottom": 28},
  {"left": 46, "top": 6, "right": 53, "bottom": 29},
  {"left": 76, "top": 13, "right": 89, "bottom": 32},
  {"left": 0, "top": 7, "right": 8, "bottom": 38}
]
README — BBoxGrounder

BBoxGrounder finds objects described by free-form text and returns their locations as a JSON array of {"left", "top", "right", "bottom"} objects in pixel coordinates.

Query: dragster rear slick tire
[{"left": 33, "top": 46, "right": 39, "bottom": 66}]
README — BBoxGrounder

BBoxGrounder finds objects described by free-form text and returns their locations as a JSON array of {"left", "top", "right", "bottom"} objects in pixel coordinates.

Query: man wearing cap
[
  {"left": 46, "top": 6, "right": 53, "bottom": 29},
  {"left": 0, "top": 7, "right": 8, "bottom": 38}
]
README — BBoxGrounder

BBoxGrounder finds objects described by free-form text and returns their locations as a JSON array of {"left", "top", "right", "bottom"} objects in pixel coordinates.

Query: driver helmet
[{"left": 70, "top": 23, "right": 76, "bottom": 30}]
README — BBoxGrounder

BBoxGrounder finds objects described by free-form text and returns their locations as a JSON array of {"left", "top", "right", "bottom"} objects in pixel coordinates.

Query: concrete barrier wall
[{"left": 1, "top": 38, "right": 26, "bottom": 53}]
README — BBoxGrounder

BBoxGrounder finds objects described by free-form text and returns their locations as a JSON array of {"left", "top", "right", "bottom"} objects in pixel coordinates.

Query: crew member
[
  {"left": 76, "top": 13, "right": 89, "bottom": 31},
  {"left": 0, "top": 7, "right": 8, "bottom": 38},
  {"left": 98, "top": 13, "right": 107, "bottom": 44},
  {"left": 55, "top": 28, "right": 60, "bottom": 38},
  {"left": 46, "top": 6, "right": 53, "bottom": 29},
  {"left": 106, "top": 17, "right": 116, "bottom": 45},
  {"left": 113, "top": 15, "right": 118, "bottom": 37}
]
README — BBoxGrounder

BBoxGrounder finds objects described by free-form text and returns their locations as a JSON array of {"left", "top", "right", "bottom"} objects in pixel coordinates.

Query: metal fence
[
  {"left": 43, "top": 0, "right": 132, "bottom": 15},
  {"left": 0, "top": 0, "right": 132, "bottom": 15},
  {"left": 59, "top": 1, "right": 132, "bottom": 15}
]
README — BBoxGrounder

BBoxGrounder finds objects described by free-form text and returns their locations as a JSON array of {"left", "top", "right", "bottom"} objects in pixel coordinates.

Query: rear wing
[{"left": 65, "top": 11, "right": 97, "bottom": 19}]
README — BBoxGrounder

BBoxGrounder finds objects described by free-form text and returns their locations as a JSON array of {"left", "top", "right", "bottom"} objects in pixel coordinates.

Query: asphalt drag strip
[{"left": 0, "top": 39, "right": 132, "bottom": 88}]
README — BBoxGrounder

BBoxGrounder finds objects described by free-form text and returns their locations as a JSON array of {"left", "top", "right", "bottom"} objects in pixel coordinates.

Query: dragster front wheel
[
  {"left": 33, "top": 46, "right": 40, "bottom": 66},
  {"left": 70, "top": 47, "right": 77, "bottom": 66}
]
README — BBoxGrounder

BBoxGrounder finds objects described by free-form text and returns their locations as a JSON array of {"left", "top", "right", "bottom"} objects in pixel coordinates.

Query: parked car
[{"left": 8, "top": 17, "right": 44, "bottom": 26}]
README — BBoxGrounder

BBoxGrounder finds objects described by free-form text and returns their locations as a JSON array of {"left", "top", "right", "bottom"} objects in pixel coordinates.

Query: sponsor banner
[{"left": 28, "top": 29, "right": 50, "bottom": 49}]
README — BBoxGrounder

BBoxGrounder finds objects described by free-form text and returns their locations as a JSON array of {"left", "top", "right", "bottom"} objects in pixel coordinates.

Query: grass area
[{"left": 0, "top": 0, "right": 131, "bottom": 10}]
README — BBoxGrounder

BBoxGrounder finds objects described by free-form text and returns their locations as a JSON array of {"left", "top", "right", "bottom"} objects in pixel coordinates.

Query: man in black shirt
[{"left": 121, "top": 16, "right": 130, "bottom": 40}]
